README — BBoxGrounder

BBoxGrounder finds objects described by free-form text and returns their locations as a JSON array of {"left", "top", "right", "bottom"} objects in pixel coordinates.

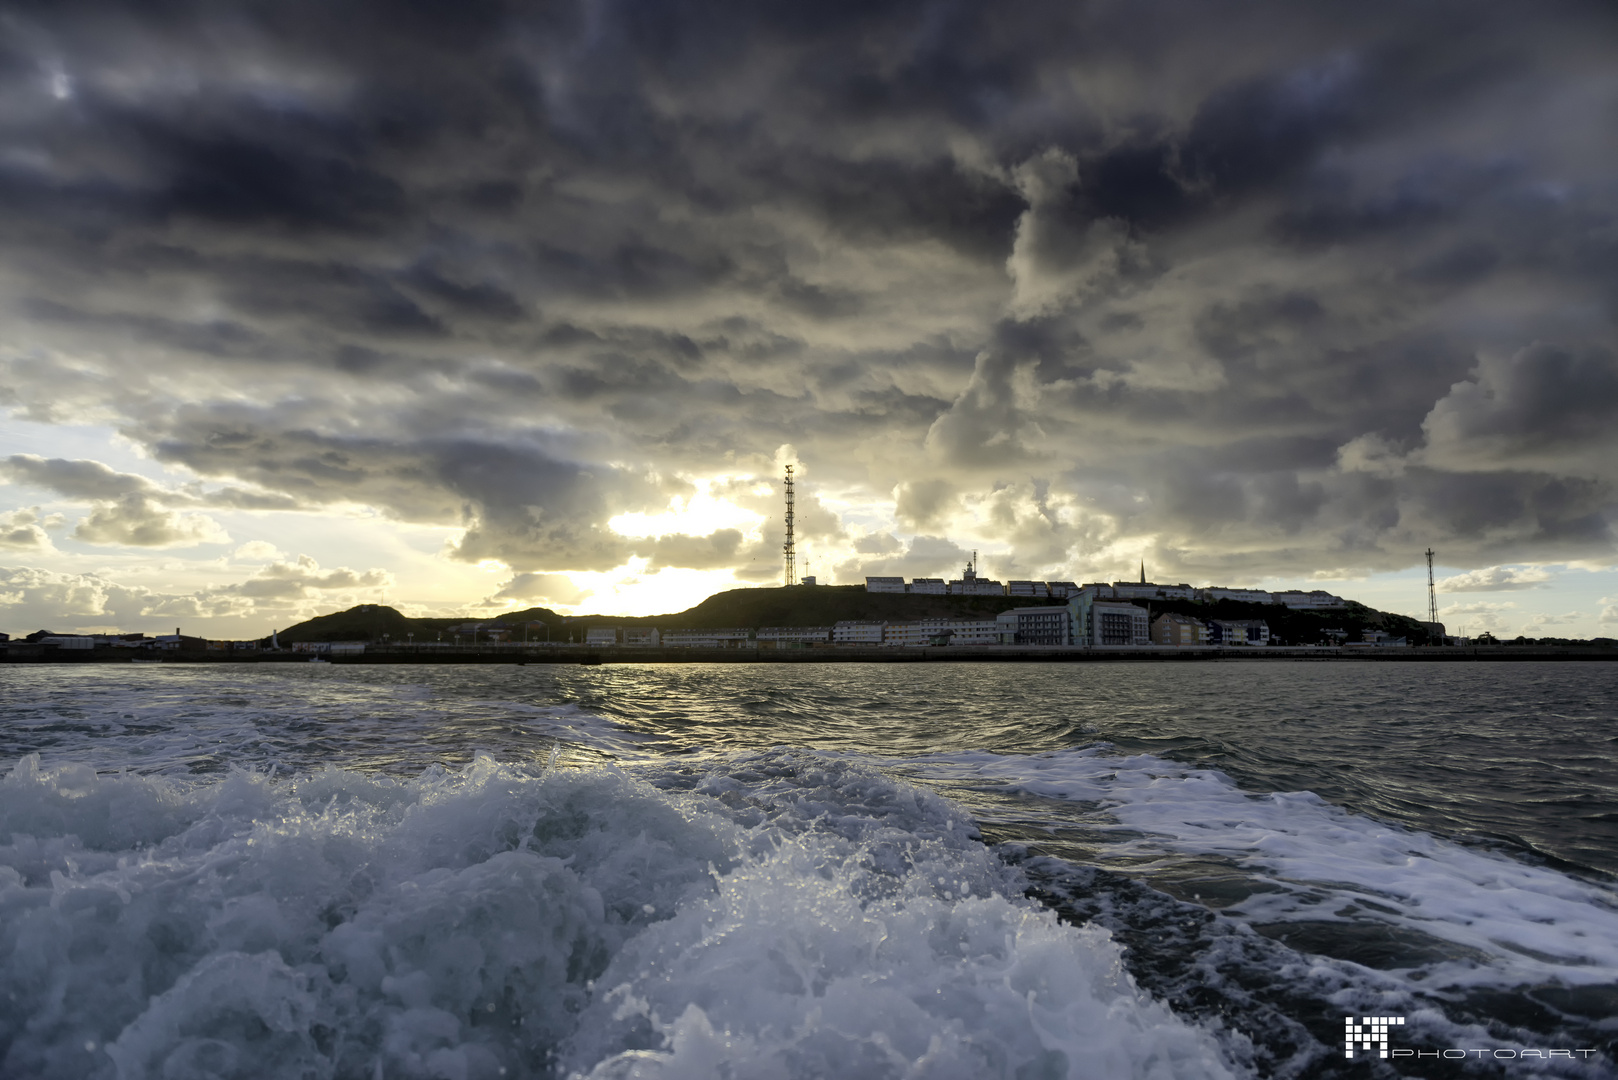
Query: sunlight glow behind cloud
[
  {"left": 535, "top": 559, "right": 745, "bottom": 619},
  {"left": 608, "top": 479, "right": 766, "bottom": 541}
]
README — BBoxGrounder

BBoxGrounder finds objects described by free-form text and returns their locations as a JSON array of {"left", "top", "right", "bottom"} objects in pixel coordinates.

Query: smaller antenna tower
[
  {"left": 782, "top": 464, "right": 796, "bottom": 587},
  {"left": 1426, "top": 548, "right": 1438, "bottom": 629}
]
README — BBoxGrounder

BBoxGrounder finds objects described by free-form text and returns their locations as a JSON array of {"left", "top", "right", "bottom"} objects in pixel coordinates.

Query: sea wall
[{"left": 5, "top": 644, "right": 1616, "bottom": 664}]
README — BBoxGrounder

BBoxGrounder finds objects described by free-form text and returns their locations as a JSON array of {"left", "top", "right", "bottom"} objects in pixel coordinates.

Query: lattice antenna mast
[
  {"left": 1426, "top": 548, "right": 1437, "bottom": 626},
  {"left": 783, "top": 464, "right": 796, "bottom": 587}
]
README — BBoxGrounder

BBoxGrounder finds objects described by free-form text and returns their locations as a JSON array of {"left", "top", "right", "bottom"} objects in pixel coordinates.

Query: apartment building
[
  {"left": 995, "top": 606, "right": 1071, "bottom": 645},
  {"left": 1089, "top": 601, "right": 1151, "bottom": 646},
  {"left": 832, "top": 620, "right": 887, "bottom": 644},
  {"left": 758, "top": 626, "right": 832, "bottom": 644},
  {"left": 661, "top": 628, "right": 755, "bottom": 648},
  {"left": 1208, "top": 619, "right": 1271, "bottom": 646},
  {"left": 1151, "top": 613, "right": 1209, "bottom": 646}
]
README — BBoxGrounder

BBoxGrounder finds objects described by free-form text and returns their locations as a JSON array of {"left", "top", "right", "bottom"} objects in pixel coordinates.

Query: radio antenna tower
[
  {"left": 782, "top": 464, "right": 796, "bottom": 587},
  {"left": 1426, "top": 548, "right": 1438, "bottom": 627}
]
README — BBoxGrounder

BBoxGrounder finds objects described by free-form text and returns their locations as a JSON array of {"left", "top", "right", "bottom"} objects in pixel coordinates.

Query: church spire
[{"left": 1140, "top": 559, "right": 1146, "bottom": 585}]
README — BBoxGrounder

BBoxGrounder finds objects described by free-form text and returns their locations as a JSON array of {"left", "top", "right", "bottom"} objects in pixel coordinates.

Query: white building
[
  {"left": 1209, "top": 619, "right": 1271, "bottom": 646},
  {"left": 661, "top": 628, "right": 755, "bottom": 648},
  {"left": 883, "top": 621, "right": 947, "bottom": 646},
  {"left": 882, "top": 618, "right": 1003, "bottom": 647},
  {"left": 1007, "top": 580, "right": 1049, "bottom": 598},
  {"left": 1199, "top": 587, "right": 1273, "bottom": 604},
  {"left": 1272, "top": 590, "right": 1346, "bottom": 609},
  {"left": 909, "top": 578, "right": 947, "bottom": 595},
  {"left": 622, "top": 628, "right": 660, "bottom": 646},
  {"left": 585, "top": 628, "right": 618, "bottom": 647},
  {"left": 1354, "top": 629, "right": 1408, "bottom": 647},
  {"left": 1084, "top": 600, "right": 1151, "bottom": 646},
  {"left": 832, "top": 620, "right": 887, "bottom": 645},
  {"left": 1112, "top": 581, "right": 1197, "bottom": 600},
  {"left": 864, "top": 577, "right": 907, "bottom": 593},
  {"left": 995, "top": 607, "right": 1071, "bottom": 645},
  {"left": 39, "top": 635, "right": 94, "bottom": 650},
  {"left": 758, "top": 626, "right": 832, "bottom": 644},
  {"left": 1045, "top": 582, "right": 1080, "bottom": 598},
  {"left": 944, "top": 619, "right": 1003, "bottom": 645}
]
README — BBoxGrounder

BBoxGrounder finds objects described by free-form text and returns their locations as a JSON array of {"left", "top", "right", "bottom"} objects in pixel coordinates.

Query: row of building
[
  {"left": 580, "top": 605, "right": 1276, "bottom": 650},
  {"left": 571, "top": 568, "right": 1345, "bottom": 650},
  {"left": 864, "top": 569, "right": 1346, "bottom": 609},
  {"left": 5, "top": 629, "right": 212, "bottom": 651}
]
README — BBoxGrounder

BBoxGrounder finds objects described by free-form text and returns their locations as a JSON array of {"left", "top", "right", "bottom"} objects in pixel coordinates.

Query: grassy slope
[
  {"left": 597, "top": 585, "right": 1027, "bottom": 629},
  {"left": 1140, "top": 597, "right": 1437, "bottom": 645},
  {"left": 272, "top": 605, "right": 538, "bottom": 644},
  {"left": 277, "top": 587, "right": 1030, "bottom": 642}
]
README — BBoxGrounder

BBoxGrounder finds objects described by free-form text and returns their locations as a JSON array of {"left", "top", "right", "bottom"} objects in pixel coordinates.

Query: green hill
[
  {"left": 274, "top": 585, "right": 1441, "bottom": 646},
  {"left": 273, "top": 604, "right": 551, "bottom": 645},
  {"left": 521, "top": 585, "right": 1025, "bottom": 630},
  {"left": 1138, "top": 597, "right": 1437, "bottom": 645},
  {"left": 275, "top": 586, "right": 1025, "bottom": 643}
]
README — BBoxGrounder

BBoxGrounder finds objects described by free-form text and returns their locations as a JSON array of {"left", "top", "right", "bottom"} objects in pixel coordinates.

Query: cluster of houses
[
  {"left": 573, "top": 568, "right": 1354, "bottom": 650},
  {"left": 2, "top": 628, "right": 217, "bottom": 652},
  {"left": 580, "top": 614, "right": 1272, "bottom": 650},
  {"left": 575, "top": 609, "right": 1271, "bottom": 649},
  {"left": 862, "top": 564, "right": 1347, "bottom": 610}
]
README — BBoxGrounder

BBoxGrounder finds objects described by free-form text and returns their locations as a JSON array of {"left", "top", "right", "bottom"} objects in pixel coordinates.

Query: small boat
[{"left": 308, "top": 657, "right": 330, "bottom": 664}]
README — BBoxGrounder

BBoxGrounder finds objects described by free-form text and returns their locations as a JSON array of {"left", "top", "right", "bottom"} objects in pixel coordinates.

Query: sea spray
[{"left": 1, "top": 751, "right": 1236, "bottom": 1080}]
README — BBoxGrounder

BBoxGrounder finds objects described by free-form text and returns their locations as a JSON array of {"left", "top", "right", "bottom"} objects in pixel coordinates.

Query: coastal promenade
[{"left": 6, "top": 643, "right": 1616, "bottom": 664}]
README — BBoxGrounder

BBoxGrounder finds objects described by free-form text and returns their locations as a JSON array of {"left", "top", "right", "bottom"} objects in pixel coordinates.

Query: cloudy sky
[{"left": 2, "top": 0, "right": 1616, "bottom": 638}]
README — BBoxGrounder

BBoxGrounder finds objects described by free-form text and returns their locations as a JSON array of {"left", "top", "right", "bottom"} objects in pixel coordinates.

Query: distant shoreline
[{"left": 6, "top": 644, "right": 1616, "bottom": 664}]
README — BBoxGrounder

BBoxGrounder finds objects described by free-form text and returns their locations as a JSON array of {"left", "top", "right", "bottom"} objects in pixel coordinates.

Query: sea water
[{"left": 1, "top": 662, "right": 1614, "bottom": 1079}]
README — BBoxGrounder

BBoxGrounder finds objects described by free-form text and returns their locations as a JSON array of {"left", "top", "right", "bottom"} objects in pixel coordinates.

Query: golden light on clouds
[
  {"left": 608, "top": 478, "right": 766, "bottom": 541},
  {"left": 545, "top": 559, "right": 746, "bottom": 618}
]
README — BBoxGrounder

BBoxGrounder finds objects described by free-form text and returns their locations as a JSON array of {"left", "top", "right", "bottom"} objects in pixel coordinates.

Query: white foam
[
  {"left": 0, "top": 751, "right": 1238, "bottom": 1079},
  {"left": 895, "top": 747, "right": 1618, "bottom": 988}
]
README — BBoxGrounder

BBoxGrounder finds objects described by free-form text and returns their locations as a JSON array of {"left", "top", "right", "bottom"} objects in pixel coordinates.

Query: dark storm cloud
[
  {"left": 1, "top": 0, "right": 1616, "bottom": 581},
  {"left": 1423, "top": 344, "right": 1618, "bottom": 470},
  {"left": 137, "top": 408, "right": 668, "bottom": 569}
]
